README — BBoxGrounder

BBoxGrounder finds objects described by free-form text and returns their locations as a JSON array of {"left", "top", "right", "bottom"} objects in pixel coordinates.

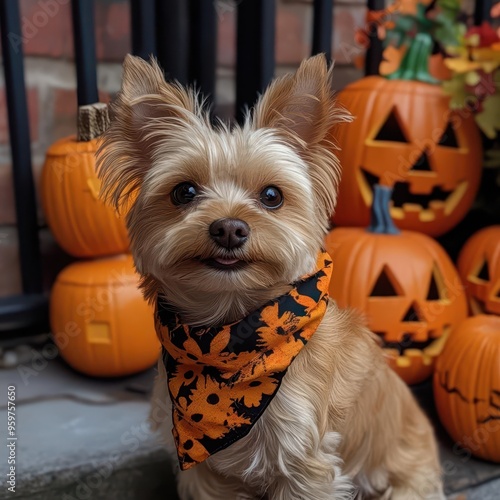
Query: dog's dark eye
[
  {"left": 171, "top": 182, "right": 198, "bottom": 205},
  {"left": 259, "top": 186, "right": 283, "bottom": 210}
]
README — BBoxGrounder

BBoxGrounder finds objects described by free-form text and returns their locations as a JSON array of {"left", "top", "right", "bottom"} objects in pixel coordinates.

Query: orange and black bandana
[{"left": 155, "top": 252, "right": 332, "bottom": 471}]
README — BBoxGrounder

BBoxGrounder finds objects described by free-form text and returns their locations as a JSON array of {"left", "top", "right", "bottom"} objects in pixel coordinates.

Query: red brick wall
[{"left": 0, "top": 0, "right": 367, "bottom": 297}]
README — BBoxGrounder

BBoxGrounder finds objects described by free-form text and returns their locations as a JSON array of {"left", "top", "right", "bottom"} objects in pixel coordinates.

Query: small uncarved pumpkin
[
  {"left": 325, "top": 186, "right": 468, "bottom": 385},
  {"left": 332, "top": 76, "right": 483, "bottom": 237},
  {"left": 41, "top": 136, "right": 129, "bottom": 257},
  {"left": 51, "top": 254, "right": 159, "bottom": 377},
  {"left": 457, "top": 226, "right": 500, "bottom": 316},
  {"left": 434, "top": 315, "right": 500, "bottom": 463}
]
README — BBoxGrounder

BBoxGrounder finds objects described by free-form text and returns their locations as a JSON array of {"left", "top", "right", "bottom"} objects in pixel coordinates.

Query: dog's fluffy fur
[{"left": 97, "top": 54, "right": 444, "bottom": 499}]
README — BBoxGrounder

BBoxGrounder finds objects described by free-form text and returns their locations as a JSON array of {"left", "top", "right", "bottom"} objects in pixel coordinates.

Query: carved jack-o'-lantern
[
  {"left": 332, "top": 76, "right": 483, "bottom": 237},
  {"left": 325, "top": 186, "right": 468, "bottom": 384},
  {"left": 458, "top": 226, "right": 500, "bottom": 316},
  {"left": 434, "top": 315, "right": 500, "bottom": 463}
]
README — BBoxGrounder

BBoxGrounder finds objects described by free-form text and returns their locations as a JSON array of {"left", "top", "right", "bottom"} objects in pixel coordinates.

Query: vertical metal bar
[
  {"left": 189, "top": 0, "right": 217, "bottom": 103},
  {"left": 236, "top": 0, "right": 276, "bottom": 123},
  {"left": 474, "top": 0, "right": 492, "bottom": 25},
  {"left": 71, "top": 0, "right": 99, "bottom": 105},
  {"left": 312, "top": 0, "right": 333, "bottom": 62},
  {"left": 131, "top": 0, "right": 156, "bottom": 59},
  {"left": 365, "top": 0, "right": 384, "bottom": 76},
  {"left": 0, "top": 0, "right": 42, "bottom": 294},
  {"left": 155, "top": 0, "right": 190, "bottom": 83}
]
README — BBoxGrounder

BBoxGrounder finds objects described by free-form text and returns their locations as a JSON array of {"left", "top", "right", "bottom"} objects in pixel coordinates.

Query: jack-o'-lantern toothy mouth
[
  {"left": 358, "top": 168, "right": 468, "bottom": 222},
  {"left": 383, "top": 334, "right": 434, "bottom": 355},
  {"left": 382, "top": 325, "right": 452, "bottom": 368}
]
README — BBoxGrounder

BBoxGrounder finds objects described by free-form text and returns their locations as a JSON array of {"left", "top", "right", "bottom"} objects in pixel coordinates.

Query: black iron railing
[
  {"left": 71, "top": 0, "right": 99, "bottom": 106},
  {"left": 0, "top": 0, "right": 46, "bottom": 337},
  {"left": 0, "top": 0, "right": 494, "bottom": 338}
]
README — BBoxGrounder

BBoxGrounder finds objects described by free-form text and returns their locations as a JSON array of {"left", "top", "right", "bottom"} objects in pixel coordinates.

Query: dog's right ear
[
  {"left": 97, "top": 55, "right": 199, "bottom": 210},
  {"left": 251, "top": 55, "right": 352, "bottom": 224}
]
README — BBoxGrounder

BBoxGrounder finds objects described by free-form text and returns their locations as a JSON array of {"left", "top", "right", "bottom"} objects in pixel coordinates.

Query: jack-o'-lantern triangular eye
[
  {"left": 374, "top": 108, "right": 409, "bottom": 143},
  {"left": 410, "top": 150, "right": 433, "bottom": 172},
  {"left": 427, "top": 264, "right": 448, "bottom": 301},
  {"left": 370, "top": 266, "right": 401, "bottom": 297},
  {"left": 476, "top": 260, "right": 490, "bottom": 282},
  {"left": 402, "top": 302, "right": 422, "bottom": 322},
  {"left": 437, "top": 122, "right": 459, "bottom": 148}
]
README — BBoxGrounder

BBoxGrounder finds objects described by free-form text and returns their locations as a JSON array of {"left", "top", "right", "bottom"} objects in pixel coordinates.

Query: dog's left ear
[
  {"left": 97, "top": 55, "right": 201, "bottom": 211},
  {"left": 252, "top": 54, "right": 352, "bottom": 220}
]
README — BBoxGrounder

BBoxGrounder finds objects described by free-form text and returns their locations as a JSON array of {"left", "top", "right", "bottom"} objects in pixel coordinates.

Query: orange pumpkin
[
  {"left": 325, "top": 187, "right": 468, "bottom": 385},
  {"left": 41, "top": 135, "right": 129, "bottom": 257},
  {"left": 458, "top": 226, "right": 500, "bottom": 316},
  {"left": 50, "top": 254, "right": 159, "bottom": 377},
  {"left": 332, "top": 76, "right": 483, "bottom": 237},
  {"left": 434, "top": 315, "right": 500, "bottom": 462}
]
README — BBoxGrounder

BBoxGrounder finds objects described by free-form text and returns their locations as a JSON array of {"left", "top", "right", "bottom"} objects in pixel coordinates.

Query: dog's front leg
[
  {"left": 209, "top": 416, "right": 353, "bottom": 500},
  {"left": 252, "top": 339, "right": 354, "bottom": 500},
  {"left": 263, "top": 431, "right": 353, "bottom": 500},
  {"left": 211, "top": 388, "right": 354, "bottom": 500}
]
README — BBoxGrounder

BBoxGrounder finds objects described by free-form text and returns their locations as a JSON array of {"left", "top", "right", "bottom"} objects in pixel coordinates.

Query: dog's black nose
[{"left": 209, "top": 218, "right": 250, "bottom": 249}]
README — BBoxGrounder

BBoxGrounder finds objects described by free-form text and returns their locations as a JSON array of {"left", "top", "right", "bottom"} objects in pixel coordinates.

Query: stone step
[{"left": 0, "top": 351, "right": 499, "bottom": 499}]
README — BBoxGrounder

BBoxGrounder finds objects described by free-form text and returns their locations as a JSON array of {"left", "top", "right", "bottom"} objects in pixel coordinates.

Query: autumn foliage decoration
[
  {"left": 325, "top": 185, "right": 467, "bottom": 385},
  {"left": 443, "top": 8, "right": 500, "bottom": 211},
  {"left": 443, "top": 14, "right": 500, "bottom": 139}
]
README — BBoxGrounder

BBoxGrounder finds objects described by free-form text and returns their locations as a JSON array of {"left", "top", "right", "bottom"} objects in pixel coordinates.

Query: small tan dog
[{"left": 97, "top": 54, "right": 444, "bottom": 500}]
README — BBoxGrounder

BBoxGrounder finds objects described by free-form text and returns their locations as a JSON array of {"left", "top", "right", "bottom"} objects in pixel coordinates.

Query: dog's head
[{"left": 97, "top": 55, "right": 350, "bottom": 308}]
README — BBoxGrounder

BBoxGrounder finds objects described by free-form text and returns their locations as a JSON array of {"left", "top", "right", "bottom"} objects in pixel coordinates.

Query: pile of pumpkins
[
  {"left": 325, "top": 73, "right": 500, "bottom": 463},
  {"left": 41, "top": 128, "right": 159, "bottom": 377},
  {"left": 41, "top": 68, "right": 498, "bottom": 461}
]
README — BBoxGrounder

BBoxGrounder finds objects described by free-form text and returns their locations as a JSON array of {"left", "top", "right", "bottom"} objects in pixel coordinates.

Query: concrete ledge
[
  {"left": 1, "top": 352, "right": 499, "bottom": 499},
  {"left": 5, "top": 449, "right": 175, "bottom": 500},
  {"left": 0, "top": 393, "right": 178, "bottom": 500}
]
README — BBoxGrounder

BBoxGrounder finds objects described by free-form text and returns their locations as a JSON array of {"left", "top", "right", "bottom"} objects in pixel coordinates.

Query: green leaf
[
  {"left": 433, "top": 0, "right": 465, "bottom": 48},
  {"left": 442, "top": 74, "right": 471, "bottom": 108},
  {"left": 476, "top": 94, "right": 500, "bottom": 139}
]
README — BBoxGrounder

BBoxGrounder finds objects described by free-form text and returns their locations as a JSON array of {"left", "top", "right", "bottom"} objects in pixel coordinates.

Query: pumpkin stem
[
  {"left": 368, "top": 185, "right": 400, "bottom": 235},
  {"left": 77, "top": 103, "right": 110, "bottom": 142},
  {"left": 387, "top": 33, "right": 439, "bottom": 84}
]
